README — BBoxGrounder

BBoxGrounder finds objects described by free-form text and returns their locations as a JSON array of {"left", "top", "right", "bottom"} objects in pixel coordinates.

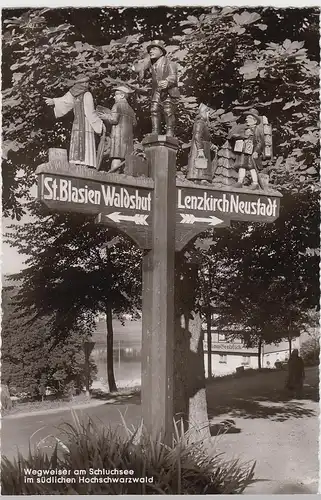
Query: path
[
  {"left": 206, "top": 366, "right": 319, "bottom": 493},
  {"left": 2, "top": 367, "right": 318, "bottom": 493}
]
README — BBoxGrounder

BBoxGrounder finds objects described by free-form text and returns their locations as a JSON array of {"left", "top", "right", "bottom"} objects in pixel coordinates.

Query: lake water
[
  {"left": 91, "top": 318, "right": 142, "bottom": 390},
  {"left": 93, "top": 351, "right": 141, "bottom": 389}
]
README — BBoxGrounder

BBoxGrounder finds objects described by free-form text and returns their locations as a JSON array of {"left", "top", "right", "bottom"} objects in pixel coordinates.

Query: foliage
[
  {"left": 2, "top": 5, "right": 319, "bottom": 342},
  {"left": 300, "top": 332, "right": 319, "bottom": 366},
  {"left": 176, "top": 7, "right": 319, "bottom": 189},
  {"left": 2, "top": 7, "right": 319, "bottom": 423},
  {"left": 1, "top": 284, "right": 96, "bottom": 398},
  {"left": 1, "top": 414, "right": 256, "bottom": 494},
  {"left": 5, "top": 213, "right": 142, "bottom": 340},
  {"left": 5, "top": 210, "right": 142, "bottom": 393},
  {"left": 1, "top": 7, "right": 196, "bottom": 218},
  {"left": 192, "top": 190, "right": 319, "bottom": 348},
  {"left": 1, "top": 385, "right": 13, "bottom": 411},
  {"left": 2, "top": 7, "right": 319, "bottom": 217}
]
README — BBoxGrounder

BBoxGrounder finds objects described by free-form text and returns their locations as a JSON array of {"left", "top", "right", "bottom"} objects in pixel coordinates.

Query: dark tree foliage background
[
  {"left": 2, "top": 7, "right": 320, "bottom": 396},
  {"left": 2, "top": 284, "right": 97, "bottom": 397},
  {"left": 3, "top": 7, "right": 319, "bottom": 217}
]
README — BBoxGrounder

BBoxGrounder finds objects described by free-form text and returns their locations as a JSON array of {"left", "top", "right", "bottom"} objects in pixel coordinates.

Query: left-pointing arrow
[{"left": 107, "top": 212, "right": 149, "bottom": 226}]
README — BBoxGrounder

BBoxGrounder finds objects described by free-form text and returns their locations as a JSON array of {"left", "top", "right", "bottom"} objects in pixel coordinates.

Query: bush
[
  {"left": 1, "top": 413, "right": 256, "bottom": 494},
  {"left": 1, "top": 385, "right": 12, "bottom": 411},
  {"left": 300, "top": 335, "right": 320, "bottom": 366},
  {"left": 274, "top": 361, "right": 287, "bottom": 370},
  {"left": 2, "top": 286, "right": 97, "bottom": 400}
]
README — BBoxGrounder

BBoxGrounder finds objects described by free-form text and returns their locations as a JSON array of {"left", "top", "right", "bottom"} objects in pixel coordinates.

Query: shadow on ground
[
  {"left": 209, "top": 418, "right": 241, "bottom": 436},
  {"left": 207, "top": 368, "right": 319, "bottom": 422},
  {"left": 208, "top": 397, "right": 317, "bottom": 421},
  {"left": 91, "top": 389, "right": 141, "bottom": 406}
]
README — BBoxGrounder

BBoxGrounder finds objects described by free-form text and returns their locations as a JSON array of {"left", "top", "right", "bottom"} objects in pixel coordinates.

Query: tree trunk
[
  {"left": 105, "top": 304, "right": 117, "bottom": 393},
  {"left": 288, "top": 336, "right": 292, "bottom": 357},
  {"left": 206, "top": 264, "right": 212, "bottom": 379},
  {"left": 206, "top": 308, "right": 212, "bottom": 379},
  {"left": 173, "top": 256, "right": 210, "bottom": 443},
  {"left": 258, "top": 337, "right": 262, "bottom": 370},
  {"left": 85, "top": 352, "right": 90, "bottom": 397}
]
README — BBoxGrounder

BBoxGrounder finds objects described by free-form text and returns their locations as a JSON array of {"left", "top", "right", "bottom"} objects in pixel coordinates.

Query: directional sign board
[
  {"left": 174, "top": 183, "right": 280, "bottom": 250},
  {"left": 37, "top": 166, "right": 281, "bottom": 250},
  {"left": 37, "top": 142, "right": 282, "bottom": 442},
  {"left": 37, "top": 169, "right": 154, "bottom": 248}
]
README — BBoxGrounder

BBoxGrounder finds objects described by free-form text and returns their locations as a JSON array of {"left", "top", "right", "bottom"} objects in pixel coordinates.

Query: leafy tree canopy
[
  {"left": 190, "top": 189, "right": 319, "bottom": 346},
  {"left": 3, "top": 7, "right": 319, "bottom": 359},
  {"left": 2, "top": 284, "right": 95, "bottom": 397},
  {"left": 6, "top": 213, "right": 142, "bottom": 340},
  {"left": 2, "top": 7, "right": 319, "bottom": 218}
]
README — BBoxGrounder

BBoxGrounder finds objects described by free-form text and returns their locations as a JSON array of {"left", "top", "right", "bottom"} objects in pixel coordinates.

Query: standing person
[
  {"left": 187, "top": 103, "right": 216, "bottom": 183},
  {"left": 286, "top": 349, "right": 305, "bottom": 397},
  {"left": 45, "top": 75, "right": 105, "bottom": 169},
  {"left": 133, "top": 40, "right": 180, "bottom": 136},
  {"left": 97, "top": 86, "right": 136, "bottom": 173},
  {"left": 227, "top": 108, "right": 265, "bottom": 190}
]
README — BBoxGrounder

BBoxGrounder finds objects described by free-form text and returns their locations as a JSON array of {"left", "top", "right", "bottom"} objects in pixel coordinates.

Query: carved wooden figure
[
  {"left": 132, "top": 40, "right": 180, "bottom": 137},
  {"left": 227, "top": 108, "right": 266, "bottom": 190},
  {"left": 187, "top": 103, "right": 215, "bottom": 183},
  {"left": 97, "top": 86, "right": 136, "bottom": 173},
  {"left": 44, "top": 75, "right": 105, "bottom": 169}
]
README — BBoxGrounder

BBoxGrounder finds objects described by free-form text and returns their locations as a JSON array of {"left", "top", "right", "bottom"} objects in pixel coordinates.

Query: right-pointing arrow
[{"left": 180, "top": 214, "right": 224, "bottom": 226}]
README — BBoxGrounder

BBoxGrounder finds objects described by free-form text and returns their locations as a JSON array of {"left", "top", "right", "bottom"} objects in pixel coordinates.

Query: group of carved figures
[{"left": 45, "top": 40, "right": 273, "bottom": 190}]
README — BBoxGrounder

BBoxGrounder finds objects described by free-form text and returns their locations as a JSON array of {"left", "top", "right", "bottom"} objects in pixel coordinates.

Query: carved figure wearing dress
[
  {"left": 45, "top": 75, "right": 105, "bottom": 169},
  {"left": 187, "top": 103, "right": 216, "bottom": 183}
]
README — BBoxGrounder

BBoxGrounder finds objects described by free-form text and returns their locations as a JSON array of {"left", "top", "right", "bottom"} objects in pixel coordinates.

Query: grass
[
  {"left": 1, "top": 411, "right": 256, "bottom": 495},
  {"left": 207, "top": 367, "right": 277, "bottom": 384},
  {"left": 2, "top": 393, "right": 93, "bottom": 417}
]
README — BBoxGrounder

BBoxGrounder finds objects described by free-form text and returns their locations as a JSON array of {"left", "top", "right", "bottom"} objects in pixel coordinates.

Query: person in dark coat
[
  {"left": 97, "top": 86, "right": 136, "bottom": 173},
  {"left": 286, "top": 349, "right": 305, "bottom": 397},
  {"left": 133, "top": 40, "right": 180, "bottom": 136},
  {"left": 187, "top": 103, "right": 216, "bottom": 183},
  {"left": 227, "top": 108, "right": 265, "bottom": 190}
]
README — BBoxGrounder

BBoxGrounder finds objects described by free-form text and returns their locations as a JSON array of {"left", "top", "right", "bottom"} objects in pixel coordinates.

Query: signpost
[
  {"left": 37, "top": 160, "right": 280, "bottom": 252},
  {"left": 36, "top": 141, "right": 282, "bottom": 442}
]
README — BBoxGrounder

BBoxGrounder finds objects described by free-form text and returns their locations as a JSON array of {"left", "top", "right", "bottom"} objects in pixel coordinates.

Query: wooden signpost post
[{"left": 36, "top": 138, "right": 282, "bottom": 441}]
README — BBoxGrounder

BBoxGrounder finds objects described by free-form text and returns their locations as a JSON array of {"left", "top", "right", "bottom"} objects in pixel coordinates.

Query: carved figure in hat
[
  {"left": 187, "top": 103, "right": 217, "bottom": 183},
  {"left": 132, "top": 40, "right": 180, "bottom": 136},
  {"left": 97, "top": 86, "right": 136, "bottom": 173},
  {"left": 45, "top": 75, "right": 105, "bottom": 169},
  {"left": 227, "top": 108, "right": 265, "bottom": 189}
]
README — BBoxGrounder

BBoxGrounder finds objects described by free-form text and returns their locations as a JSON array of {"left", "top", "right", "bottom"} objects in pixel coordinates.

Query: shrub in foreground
[{"left": 1, "top": 414, "right": 256, "bottom": 494}]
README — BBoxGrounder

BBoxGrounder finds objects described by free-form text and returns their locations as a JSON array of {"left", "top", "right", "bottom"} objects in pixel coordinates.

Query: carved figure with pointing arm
[{"left": 44, "top": 75, "right": 105, "bottom": 169}]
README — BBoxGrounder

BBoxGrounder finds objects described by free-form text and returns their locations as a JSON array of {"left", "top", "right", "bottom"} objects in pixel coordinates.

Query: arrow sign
[
  {"left": 180, "top": 214, "right": 224, "bottom": 226},
  {"left": 107, "top": 211, "right": 149, "bottom": 226}
]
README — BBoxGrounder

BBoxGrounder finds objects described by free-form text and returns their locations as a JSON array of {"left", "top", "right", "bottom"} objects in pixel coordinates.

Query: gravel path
[
  {"left": 2, "top": 367, "right": 318, "bottom": 494},
  {"left": 206, "top": 367, "right": 319, "bottom": 493}
]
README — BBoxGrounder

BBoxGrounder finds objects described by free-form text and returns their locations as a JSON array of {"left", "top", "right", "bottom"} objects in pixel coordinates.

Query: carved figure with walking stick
[{"left": 132, "top": 40, "right": 180, "bottom": 137}]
